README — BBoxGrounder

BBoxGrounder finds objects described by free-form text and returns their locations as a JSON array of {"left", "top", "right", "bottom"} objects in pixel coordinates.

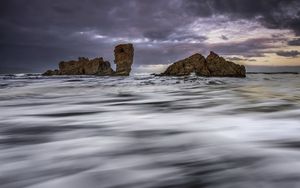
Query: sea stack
[
  {"left": 114, "top": 43, "right": 134, "bottom": 76},
  {"left": 160, "top": 51, "right": 246, "bottom": 77},
  {"left": 42, "top": 43, "right": 134, "bottom": 76}
]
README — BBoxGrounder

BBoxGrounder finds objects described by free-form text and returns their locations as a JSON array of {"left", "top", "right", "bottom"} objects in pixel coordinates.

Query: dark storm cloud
[
  {"left": 276, "top": 50, "right": 300, "bottom": 57},
  {"left": 184, "top": 0, "right": 300, "bottom": 35},
  {"left": 220, "top": 35, "right": 229, "bottom": 40},
  {"left": 144, "top": 30, "right": 172, "bottom": 40},
  {"left": 207, "top": 38, "right": 275, "bottom": 57},
  {"left": 168, "top": 34, "right": 208, "bottom": 42},
  {"left": 288, "top": 38, "right": 300, "bottom": 46},
  {"left": 0, "top": 0, "right": 299, "bottom": 73},
  {"left": 0, "top": 0, "right": 196, "bottom": 72}
]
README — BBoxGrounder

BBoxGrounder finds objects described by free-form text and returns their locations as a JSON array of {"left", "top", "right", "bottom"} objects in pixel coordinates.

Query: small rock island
[
  {"left": 43, "top": 43, "right": 246, "bottom": 78},
  {"left": 160, "top": 52, "right": 246, "bottom": 77},
  {"left": 43, "top": 43, "right": 134, "bottom": 76}
]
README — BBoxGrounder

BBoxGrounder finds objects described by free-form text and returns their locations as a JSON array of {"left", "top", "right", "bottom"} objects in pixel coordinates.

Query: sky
[{"left": 1, "top": 0, "right": 300, "bottom": 73}]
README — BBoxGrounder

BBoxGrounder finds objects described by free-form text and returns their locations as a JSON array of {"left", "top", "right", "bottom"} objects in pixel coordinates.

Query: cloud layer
[{"left": 0, "top": 0, "right": 300, "bottom": 73}]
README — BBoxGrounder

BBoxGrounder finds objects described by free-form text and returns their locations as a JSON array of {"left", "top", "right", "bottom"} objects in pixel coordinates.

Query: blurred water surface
[{"left": 0, "top": 73, "right": 300, "bottom": 188}]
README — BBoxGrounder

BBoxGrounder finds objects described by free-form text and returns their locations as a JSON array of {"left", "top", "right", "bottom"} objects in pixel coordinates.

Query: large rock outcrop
[
  {"left": 42, "top": 43, "right": 134, "bottom": 76},
  {"left": 43, "top": 57, "right": 114, "bottom": 76},
  {"left": 58, "top": 57, "right": 114, "bottom": 75},
  {"left": 114, "top": 43, "right": 134, "bottom": 76},
  {"left": 162, "top": 53, "right": 210, "bottom": 76},
  {"left": 206, "top": 52, "right": 246, "bottom": 77},
  {"left": 160, "top": 51, "right": 246, "bottom": 77}
]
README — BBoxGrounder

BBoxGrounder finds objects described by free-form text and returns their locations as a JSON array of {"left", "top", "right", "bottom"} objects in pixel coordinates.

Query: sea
[{"left": 0, "top": 73, "right": 300, "bottom": 188}]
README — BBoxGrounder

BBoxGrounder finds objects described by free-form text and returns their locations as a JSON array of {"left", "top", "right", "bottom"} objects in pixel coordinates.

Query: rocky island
[
  {"left": 160, "top": 51, "right": 246, "bottom": 77},
  {"left": 43, "top": 43, "right": 246, "bottom": 78},
  {"left": 43, "top": 43, "right": 134, "bottom": 76}
]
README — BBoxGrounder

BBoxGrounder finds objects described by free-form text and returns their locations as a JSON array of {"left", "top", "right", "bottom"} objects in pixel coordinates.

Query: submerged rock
[
  {"left": 114, "top": 43, "right": 134, "bottom": 76},
  {"left": 42, "top": 69, "right": 60, "bottom": 76},
  {"left": 160, "top": 51, "right": 246, "bottom": 77}
]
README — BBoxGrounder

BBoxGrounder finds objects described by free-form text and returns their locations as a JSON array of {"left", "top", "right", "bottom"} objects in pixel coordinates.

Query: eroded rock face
[
  {"left": 114, "top": 43, "right": 134, "bottom": 76},
  {"left": 42, "top": 43, "right": 134, "bottom": 76},
  {"left": 161, "top": 51, "right": 246, "bottom": 77},
  {"left": 42, "top": 69, "right": 60, "bottom": 76},
  {"left": 43, "top": 57, "right": 114, "bottom": 76},
  {"left": 163, "top": 54, "right": 210, "bottom": 76},
  {"left": 206, "top": 52, "right": 246, "bottom": 77},
  {"left": 59, "top": 57, "right": 114, "bottom": 76}
]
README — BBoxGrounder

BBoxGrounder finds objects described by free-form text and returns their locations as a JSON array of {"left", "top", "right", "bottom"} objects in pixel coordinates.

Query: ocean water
[{"left": 0, "top": 73, "right": 300, "bottom": 188}]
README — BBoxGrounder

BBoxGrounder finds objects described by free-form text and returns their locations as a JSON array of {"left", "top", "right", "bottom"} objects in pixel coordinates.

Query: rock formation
[
  {"left": 42, "top": 69, "right": 60, "bottom": 76},
  {"left": 206, "top": 52, "right": 246, "bottom": 77},
  {"left": 114, "top": 43, "right": 134, "bottom": 76},
  {"left": 160, "top": 51, "right": 246, "bottom": 77},
  {"left": 58, "top": 57, "right": 114, "bottom": 76},
  {"left": 42, "top": 44, "right": 245, "bottom": 77},
  {"left": 162, "top": 53, "right": 210, "bottom": 76},
  {"left": 42, "top": 43, "right": 134, "bottom": 76}
]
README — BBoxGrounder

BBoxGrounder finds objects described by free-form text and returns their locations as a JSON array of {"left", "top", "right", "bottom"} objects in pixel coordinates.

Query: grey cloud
[
  {"left": 207, "top": 38, "right": 275, "bottom": 57},
  {"left": 0, "top": 0, "right": 299, "bottom": 73},
  {"left": 168, "top": 34, "right": 208, "bottom": 42},
  {"left": 134, "top": 43, "right": 206, "bottom": 66},
  {"left": 184, "top": 0, "right": 300, "bottom": 35},
  {"left": 276, "top": 50, "right": 300, "bottom": 57},
  {"left": 221, "top": 35, "right": 229, "bottom": 40},
  {"left": 288, "top": 38, "right": 300, "bottom": 46},
  {"left": 144, "top": 30, "right": 172, "bottom": 40},
  {"left": 135, "top": 38, "right": 271, "bottom": 66},
  {"left": 246, "top": 65, "right": 300, "bottom": 72},
  {"left": 227, "top": 57, "right": 256, "bottom": 62}
]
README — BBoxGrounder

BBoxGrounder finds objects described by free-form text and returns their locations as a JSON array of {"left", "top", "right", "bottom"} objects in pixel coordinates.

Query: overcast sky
[{"left": 1, "top": 0, "right": 300, "bottom": 73}]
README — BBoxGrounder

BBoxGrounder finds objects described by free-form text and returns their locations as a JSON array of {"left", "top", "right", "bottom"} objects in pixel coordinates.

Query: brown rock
[
  {"left": 160, "top": 51, "right": 246, "bottom": 77},
  {"left": 162, "top": 53, "right": 210, "bottom": 76},
  {"left": 206, "top": 51, "right": 246, "bottom": 77},
  {"left": 59, "top": 57, "right": 88, "bottom": 75},
  {"left": 92, "top": 58, "right": 114, "bottom": 76},
  {"left": 114, "top": 43, "right": 134, "bottom": 76},
  {"left": 42, "top": 43, "right": 134, "bottom": 76},
  {"left": 58, "top": 57, "right": 114, "bottom": 75}
]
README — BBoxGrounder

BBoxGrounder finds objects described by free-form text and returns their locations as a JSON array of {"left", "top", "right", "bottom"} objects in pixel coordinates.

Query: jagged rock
[
  {"left": 92, "top": 58, "right": 114, "bottom": 76},
  {"left": 162, "top": 53, "right": 210, "bottom": 76},
  {"left": 59, "top": 57, "right": 114, "bottom": 75},
  {"left": 42, "top": 43, "right": 134, "bottom": 76},
  {"left": 206, "top": 52, "right": 246, "bottom": 77},
  {"left": 114, "top": 43, "right": 134, "bottom": 76},
  {"left": 160, "top": 51, "right": 246, "bottom": 77},
  {"left": 43, "top": 57, "right": 114, "bottom": 76},
  {"left": 42, "top": 69, "right": 60, "bottom": 76}
]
